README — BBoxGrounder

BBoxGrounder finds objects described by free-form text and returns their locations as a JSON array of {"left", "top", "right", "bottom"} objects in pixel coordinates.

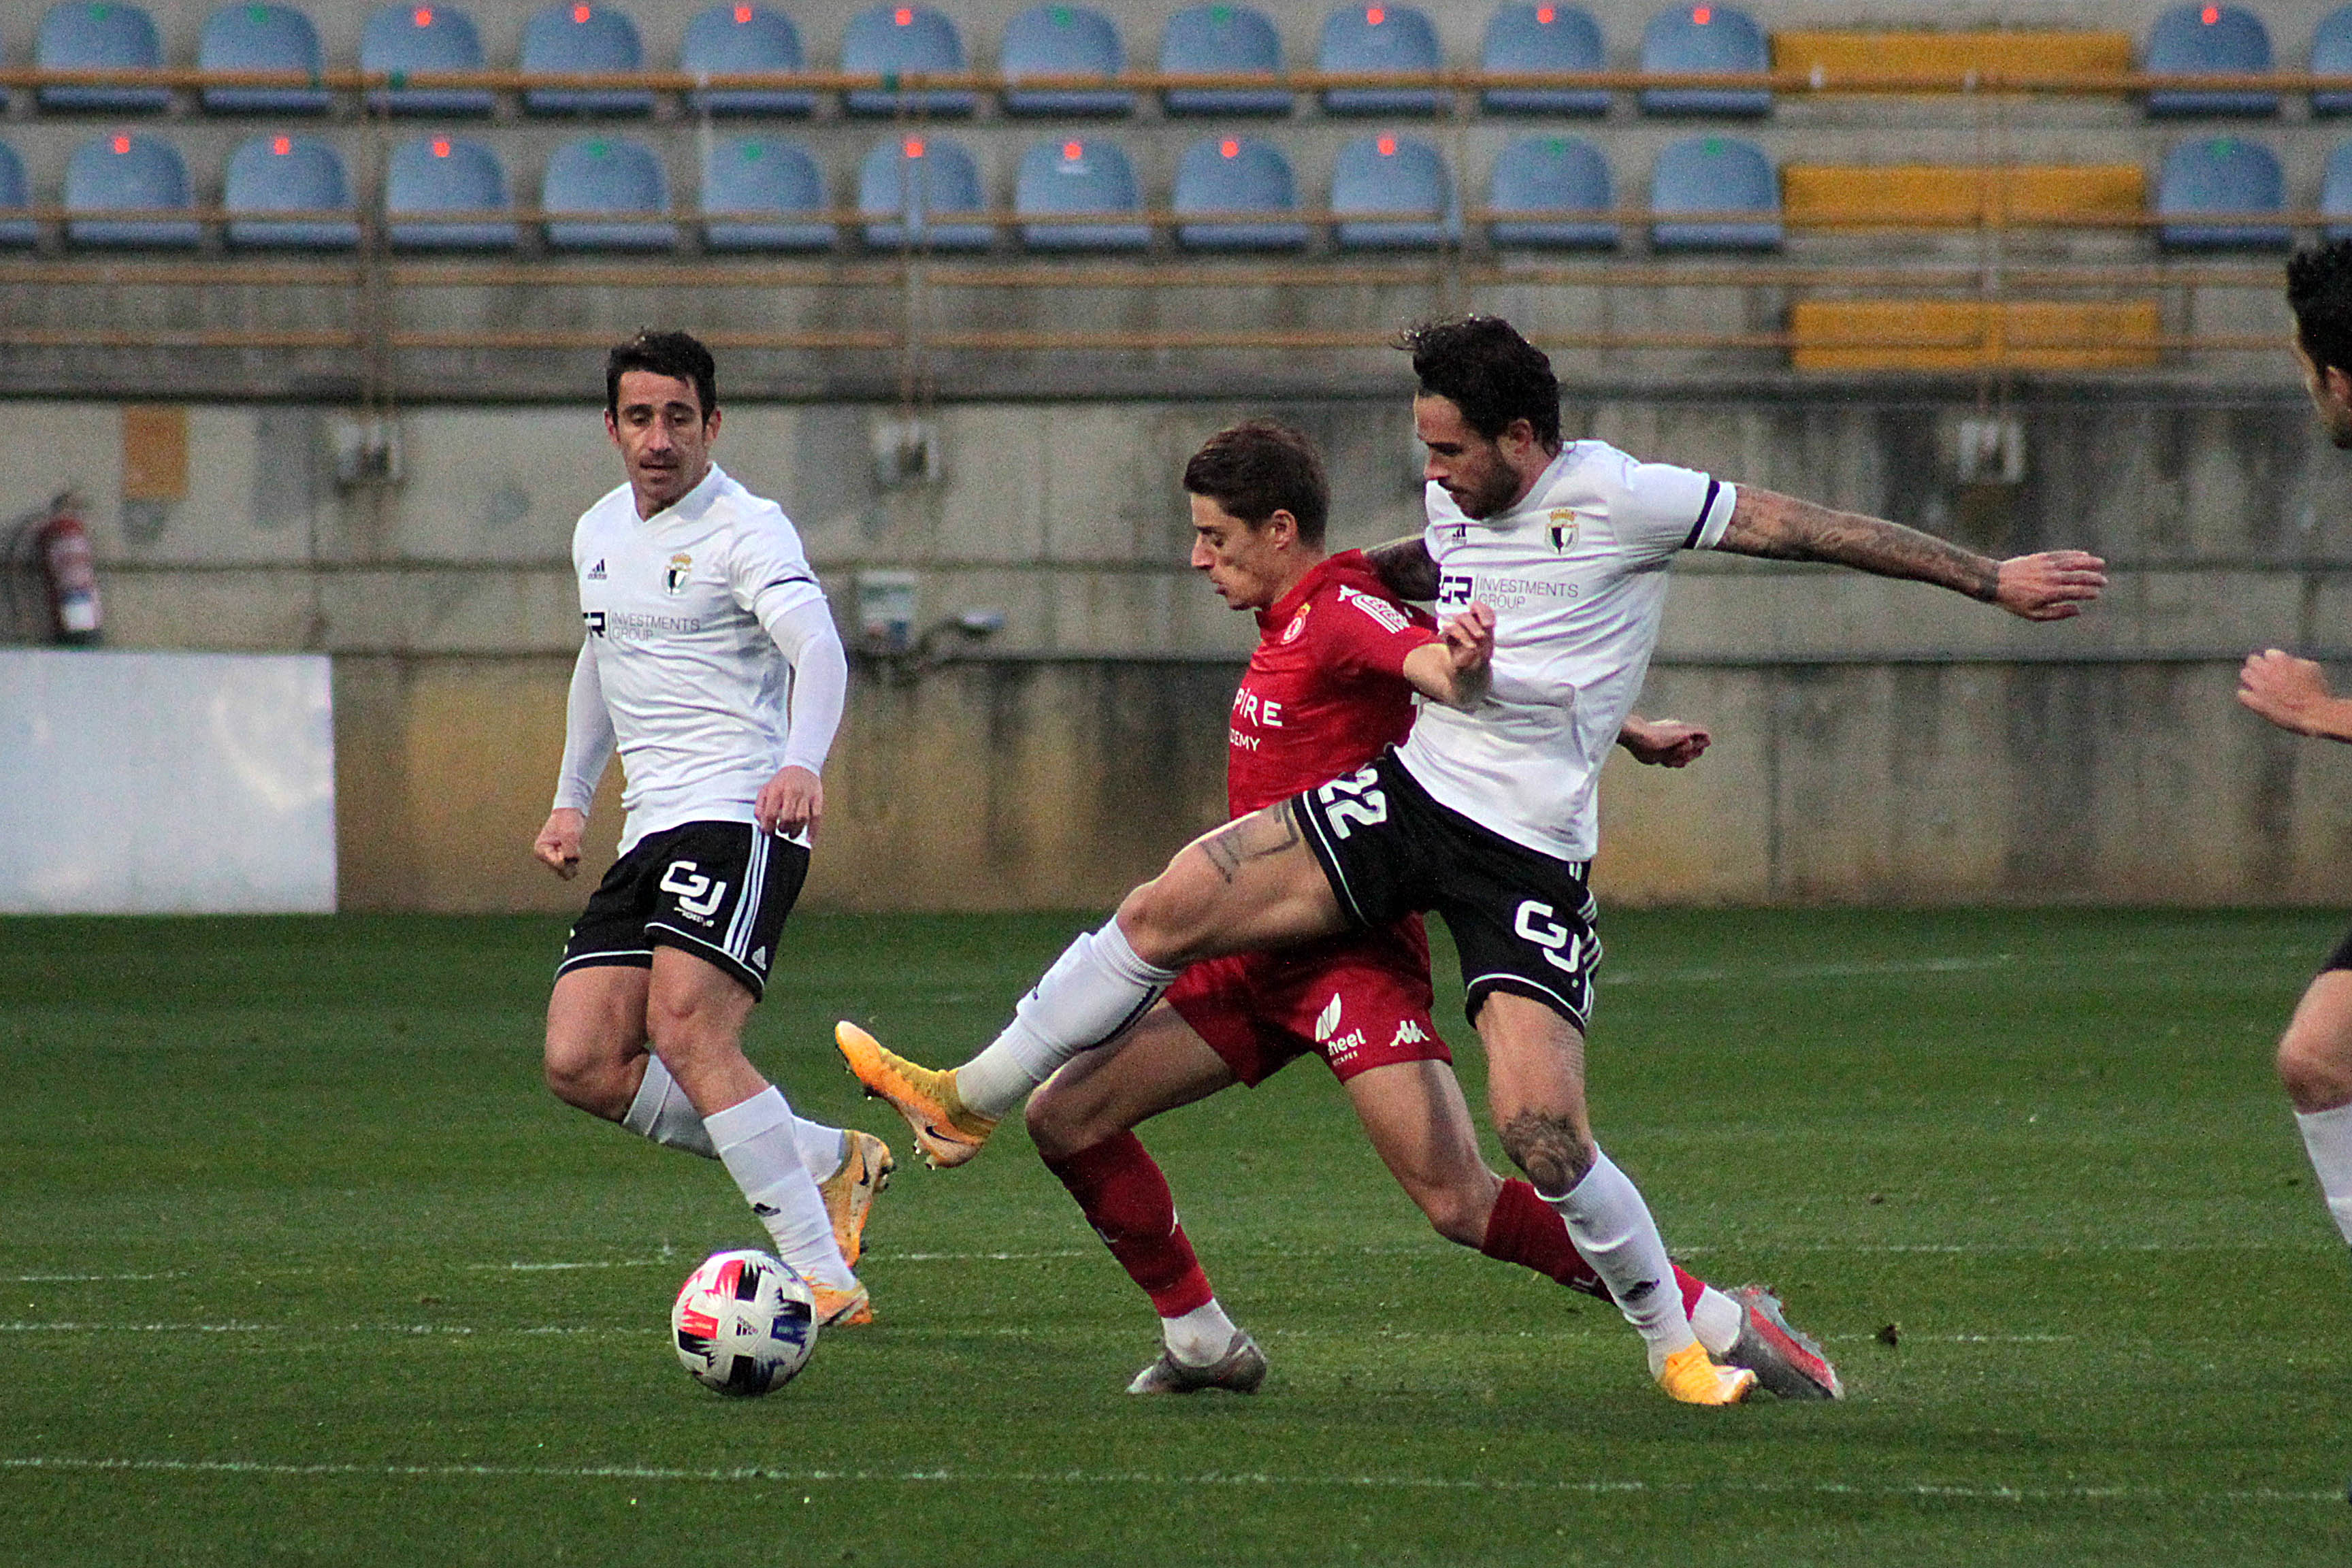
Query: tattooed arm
[
  {"left": 1715, "top": 487, "right": 2107, "bottom": 621},
  {"left": 1365, "top": 534, "right": 1440, "bottom": 602}
]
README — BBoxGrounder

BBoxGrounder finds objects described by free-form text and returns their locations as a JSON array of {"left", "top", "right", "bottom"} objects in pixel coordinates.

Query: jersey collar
[
  {"left": 1256, "top": 549, "right": 1362, "bottom": 634},
  {"left": 1488, "top": 448, "right": 1575, "bottom": 529},
  {"left": 640, "top": 462, "right": 730, "bottom": 527}
]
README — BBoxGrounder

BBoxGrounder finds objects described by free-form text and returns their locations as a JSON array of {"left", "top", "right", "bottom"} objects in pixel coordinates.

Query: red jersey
[{"left": 1226, "top": 550, "right": 1439, "bottom": 817}]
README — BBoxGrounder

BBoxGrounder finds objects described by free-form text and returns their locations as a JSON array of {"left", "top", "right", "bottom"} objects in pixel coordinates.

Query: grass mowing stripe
[{"left": 1, "top": 1456, "right": 2341, "bottom": 1508}]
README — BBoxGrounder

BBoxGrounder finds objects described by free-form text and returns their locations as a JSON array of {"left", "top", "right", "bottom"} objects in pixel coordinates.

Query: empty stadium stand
[
  {"left": 223, "top": 132, "right": 359, "bottom": 248},
  {"left": 1639, "top": 3, "right": 1770, "bottom": 118},
  {"left": 858, "top": 134, "right": 991, "bottom": 250},
  {"left": 1649, "top": 135, "right": 1780, "bottom": 250},
  {"left": 1000, "top": 4, "right": 1131, "bottom": 116},
  {"left": 700, "top": 135, "right": 832, "bottom": 251},
  {"left": 680, "top": 3, "right": 815, "bottom": 116},
  {"left": 1159, "top": 3, "right": 1288, "bottom": 116},
  {"left": 1015, "top": 135, "right": 1148, "bottom": 250},
  {"left": 1318, "top": 4, "right": 1443, "bottom": 116},
  {"left": 543, "top": 135, "right": 674, "bottom": 250},
  {"left": 519, "top": 2, "right": 654, "bottom": 115},
  {"left": 0, "top": 142, "right": 35, "bottom": 247},
  {"left": 63, "top": 131, "right": 198, "bottom": 246},
  {"left": 37, "top": 1, "right": 172, "bottom": 112},
  {"left": 1482, "top": 4, "right": 1608, "bottom": 116},
  {"left": 360, "top": 3, "right": 494, "bottom": 114},
  {"left": 841, "top": 3, "right": 974, "bottom": 116},
  {"left": 197, "top": 3, "right": 333, "bottom": 113},
  {"left": 1331, "top": 133, "right": 1456, "bottom": 251},
  {"left": 1488, "top": 135, "right": 1618, "bottom": 250},
  {"left": 1171, "top": 133, "right": 1305, "bottom": 250},
  {"left": 384, "top": 134, "right": 516, "bottom": 249},
  {"left": 2145, "top": 3, "right": 2278, "bottom": 117},
  {"left": 2155, "top": 135, "right": 2290, "bottom": 248}
]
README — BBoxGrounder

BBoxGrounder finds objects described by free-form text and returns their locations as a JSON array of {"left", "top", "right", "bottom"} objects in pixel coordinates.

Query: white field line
[
  {"left": 0, "top": 1455, "right": 2339, "bottom": 1507},
  {"left": 1597, "top": 942, "right": 2322, "bottom": 989},
  {"left": 3, "top": 1273, "right": 185, "bottom": 1283},
  {"left": 0, "top": 1322, "right": 638, "bottom": 1337}
]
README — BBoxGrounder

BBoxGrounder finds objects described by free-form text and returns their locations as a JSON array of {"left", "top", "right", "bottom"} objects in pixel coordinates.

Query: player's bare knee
[
  {"left": 2278, "top": 1028, "right": 2352, "bottom": 1110},
  {"left": 1417, "top": 1186, "right": 1492, "bottom": 1248},
  {"left": 1499, "top": 1112, "right": 1594, "bottom": 1197},
  {"left": 1113, "top": 879, "right": 1196, "bottom": 969}
]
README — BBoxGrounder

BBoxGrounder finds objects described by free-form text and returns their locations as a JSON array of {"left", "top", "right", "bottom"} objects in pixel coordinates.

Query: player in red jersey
[{"left": 840, "top": 422, "right": 1842, "bottom": 1399}]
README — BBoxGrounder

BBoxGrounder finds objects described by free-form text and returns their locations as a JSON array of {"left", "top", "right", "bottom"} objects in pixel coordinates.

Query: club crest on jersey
[
  {"left": 1282, "top": 604, "right": 1311, "bottom": 644},
  {"left": 1546, "top": 508, "right": 1580, "bottom": 553},
  {"left": 664, "top": 553, "right": 693, "bottom": 595}
]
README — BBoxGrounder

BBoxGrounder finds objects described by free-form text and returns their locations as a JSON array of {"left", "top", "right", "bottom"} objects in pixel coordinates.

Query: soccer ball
[{"left": 671, "top": 1249, "right": 817, "bottom": 1396}]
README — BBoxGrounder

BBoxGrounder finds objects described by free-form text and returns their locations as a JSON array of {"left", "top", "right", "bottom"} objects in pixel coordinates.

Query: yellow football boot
[
  {"left": 833, "top": 1021, "right": 998, "bottom": 1169},
  {"left": 811, "top": 1281, "right": 873, "bottom": 1328},
  {"left": 817, "top": 1129, "right": 894, "bottom": 1269},
  {"left": 1654, "top": 1341, "right": 1757, "bottom": 1406}
]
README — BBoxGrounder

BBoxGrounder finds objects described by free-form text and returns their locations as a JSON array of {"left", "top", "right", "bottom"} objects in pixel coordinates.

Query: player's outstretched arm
[
  {"left": 1366, "top": 535, "right": 1441, "bottom": 602},
  {"left": 1403, "top": 602, "right": 1496, "bottom": 711},
  {"left": 1618, "top": 715, "right": 1711, "bottom": 768},
  {"left": 1715, "top": 487, "right": 2107, "bottom": 621},
  {"left": 2239, "top": 649, "right": 2352, "bottom": 742}
]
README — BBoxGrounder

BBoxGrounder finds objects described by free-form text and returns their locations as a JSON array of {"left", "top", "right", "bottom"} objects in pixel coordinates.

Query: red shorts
[{"left": 1165, "top": 915, "right": 1452, "bottom": 1086}]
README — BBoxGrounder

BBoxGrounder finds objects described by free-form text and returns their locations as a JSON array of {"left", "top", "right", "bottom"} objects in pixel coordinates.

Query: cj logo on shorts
[
  {"left": 1514, "top": 900, "right": 1588, "bottom": 975},
  {"left": 659, "top": 860, "right": 730, "bottom": 924}
]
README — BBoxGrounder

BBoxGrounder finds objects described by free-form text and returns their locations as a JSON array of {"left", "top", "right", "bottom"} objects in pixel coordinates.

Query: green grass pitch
[{"left": 3, "top": 907, "right": 2350, "bottom": 1566}]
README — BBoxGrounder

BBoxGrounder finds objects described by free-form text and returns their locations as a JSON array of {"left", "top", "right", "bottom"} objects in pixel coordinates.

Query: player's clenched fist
[
  {"left": 757, "top": 764, "right": 824, "bottom": 841},
  {"left": 1441, "top": 602, "right": 1495, "bottom": 672},
  {"left": 534, "top": 807, "right": 586, "bottom": 879},
  {"left": 1994, "top": 550, "right": 2108, "bottom": 621}
]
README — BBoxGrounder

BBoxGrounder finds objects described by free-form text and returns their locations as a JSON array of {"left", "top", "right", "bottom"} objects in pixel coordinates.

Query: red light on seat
[
  {"left": 904, "top": 137, "right": 925, "bottom": 157},
  {"left": 734, "top": 3, "right": 751, "bottom": 19},
  {"left": 432, "top": 136, "right": 451, "bottom": 157},
  {"left": 1537, "top": 5, "right": 1555, "bottom": 20},
  {"left": 1693, "top": 5, "right": 1711, "bottom": 22},
  {"left": 1220, "top": 137, "right": 1240, "bottom": 157},
  {"left": 412, "top": 5, "right": 431, "bottom": 24},
  {"left": 572, "top": 3, "right": 590, "bottom": 20},
  {"left": 1367, "top": 6, "right": 1384, "bottom": 23},
  {"left": 1377, "top": 134, "right": 1396, "bottom": 155},
  {"left": 2202, "top": 3, "right": 2220, "bottom": 20},
  {"left": 112, "top": 135, "right": 131, "bottom": 154},
  {"left": 272, "top": 135, "right": 292, "bottom": 154},
  {"left": 1062, "top": 140, "right": 1083, "bottom": 159},
  {"left": 894, "top": 5, "right": 913, "bottom": 22}
]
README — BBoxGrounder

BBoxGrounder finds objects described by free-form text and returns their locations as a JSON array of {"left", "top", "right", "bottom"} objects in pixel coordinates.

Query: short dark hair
[
  {"left": 2289, "top": 241, "right": 2352, "bottom": 376},
  {"left": 605, "top": 329, "right": 717, "bottom": 419},
  {"left": 1393, "top": 315, "right": 1561, "bottom": 452},
  {"left": 1183, "top": 420, "right": 1330, "bottom": 548}
]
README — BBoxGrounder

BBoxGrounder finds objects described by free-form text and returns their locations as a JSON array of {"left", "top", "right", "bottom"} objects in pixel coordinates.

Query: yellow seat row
[
  {"left": 1789, "top": 299, "right": 2161, "bottom": 372},
  {"left": 1771, "top": 31, "right": 2137, "bottom": 82},
  {"left": 1780, "top": 165, "right": 2147, "bottom": 230}
]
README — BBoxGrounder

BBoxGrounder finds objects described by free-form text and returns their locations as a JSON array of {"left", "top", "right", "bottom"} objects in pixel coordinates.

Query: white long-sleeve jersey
[{"left": 553, "top": 463, "right": 847, "bottom": 855}]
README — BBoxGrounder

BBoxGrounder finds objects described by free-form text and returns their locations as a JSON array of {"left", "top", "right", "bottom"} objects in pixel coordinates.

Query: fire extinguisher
[{"left": 37, "top": 493, "right": 101, "bottom": 646}]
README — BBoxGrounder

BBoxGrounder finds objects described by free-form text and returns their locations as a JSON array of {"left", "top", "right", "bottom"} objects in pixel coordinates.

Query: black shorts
[
  {"left": 557, "top": 820, "right": 809, "bottom": 1001},
  {"left": 1290, "top": 749, "right": 1602, "bottom": 1030},
  {"left": 2324, "top": 925, "right": 2352, "bottom": 975}
]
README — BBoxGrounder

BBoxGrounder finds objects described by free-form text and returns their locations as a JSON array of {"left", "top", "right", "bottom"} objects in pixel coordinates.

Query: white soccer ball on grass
[{"left": 671, "top": 1248, "right": 817, "bottom": 1396}]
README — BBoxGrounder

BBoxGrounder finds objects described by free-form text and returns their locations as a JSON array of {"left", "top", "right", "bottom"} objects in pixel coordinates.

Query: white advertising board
[{"left": 0, "top": 649, "right": 336, "bottom": 913}]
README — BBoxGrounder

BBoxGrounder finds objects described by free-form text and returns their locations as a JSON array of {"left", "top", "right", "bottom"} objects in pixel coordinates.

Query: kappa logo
[
  {"left": 1337, "top": 584, "right": 1411, "bottom": 634},
  {"left": 664, "top": 553, "right": 693, "bottom": 595},
  {"left": 1281, "top": 604, "right": 1311, "bottom": 644},
  {"left": 1312, "top": 994, "right": 1343, "bottom": 1043},
  {"left": 587, "top": 557, "right": 607, "bottom": 581},
  {"left": 1546, "top": 508, "right": 1580, "bottom": 553},
  {"left": 1388, "top": 1019, "right": 1431, "bottom": 1049},
  {"left": 659, "top": 860, "right": 730, "bottom": 923}
]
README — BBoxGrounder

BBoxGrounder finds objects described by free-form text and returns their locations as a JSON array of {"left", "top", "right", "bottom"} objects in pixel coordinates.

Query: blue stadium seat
[
  {"left": 1320, "top": 5, "right": 1442, "bottom": 116},
  {"left": 385, "top": 135, "right": 516, "bottom": 249},
  {"left": 1173, "top": 134, "right": 1307, "bottom": 250},
  {"left": 0, "top": 142, "right": 37, "bottom": 248},
  {"left": 224, "top": 133, "right": 359, "bottom": 249},
  {"left": 842, "top": 5, "right": 974, "bottom": 117},
  {"left": 2323, "top": 140, "right": 2352, "bottom": 240},
  {"left": 682, "top": 5, "right": 814, "bottom": 116},
  {"left": 1002, "top": 5, "right": 1132, "bottom": 116},
  {"left": 521, "top": 3, "right": 654, "bottom": 116},
  {"left": 2315, "top": 8, "right": 2352, "bottom": 116},
  {"left": 544, "top": 137, "right": 674, "bottom": 250},
  {"left": 1648, "top": 135, "right": 1780, "bottom": 250},
  {"left": 1488, "top": 135, "right": 1616, "bottom": 249},
  {"left": 1482, "top": 3, "right": 1607, "bottom": 116},
  {"left": 2155, "top": 136, "right": 2288, "bottom": 248},
  {"left": 199, "top": 5, "right": 331, "bottom": 113},
  {"left": 361, "top": 4, "right": 494, "bottom": 115},
  {"left": 1160, "top": 4, "right": 1290, "bottom": 116},
  {"left": 1015, "top": 136, "right": 1148, "bottom": 250},
  {"left": 1332, "top": 133, "right": 1457, "bottom": 250},
  {"left": 65, "top": 133, "right": 200, "bottom": 247},
  {"left": 38, "top": 2, "right": 172, "bottom": 112},
  {"left": 701, "top": 136, "right": 832, "bottom": 251},
  {"left": 2146, "top": 4, "right": 2276, "bottom": 117},
  {"left": 858, "top": 135, "right": 992, "bottom": 250},
  {"left": 1638, "top": 4, "right": 1769, "bottom": 118}
]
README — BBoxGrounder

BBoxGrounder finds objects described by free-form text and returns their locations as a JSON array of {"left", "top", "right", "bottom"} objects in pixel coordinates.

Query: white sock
[
  {"left": 1690, "top": 1285, "right": 1744, "bottom": 1357},
  {"left": 623, "top": 1058, "right": 845, "bottom": 1182},
  {"left": 2296, "top": 1100, "right": 2352, "bottom": 1247},
  {"left": 956, "top": 919, "right": 1179, "bottom": 1120},
  {"left": 1162, "top": 1298, "right": 1239, "bottom": 1366},
  {"left": 1539, "top": 1147, "right": 1697, "bottom": 1372},
  {"left": 705, "top": 1085, "right": 857, "bottom": 1291}
]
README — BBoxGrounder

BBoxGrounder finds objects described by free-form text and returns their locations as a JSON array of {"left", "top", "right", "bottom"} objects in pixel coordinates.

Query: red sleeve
[{"left": 1321, "top": 581, "right": 1438, "bottom": 683}]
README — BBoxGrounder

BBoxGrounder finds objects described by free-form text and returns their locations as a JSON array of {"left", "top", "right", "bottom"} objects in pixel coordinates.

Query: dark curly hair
[
  {"left": 2289, "top": 241, "right": 2352, "bottom": 376},
  {"left": 1182, "top": 420, "right": 1330, "bottom": 547},
  {"left": 1392, "top": 315, "right": 1561, "bottom": 452},
  {"left": 605, "top": 329, "right": 717, "bottom": 419}
]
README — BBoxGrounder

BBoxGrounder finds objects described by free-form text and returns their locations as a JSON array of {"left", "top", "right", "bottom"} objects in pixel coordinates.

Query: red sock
[
  {"left": 1480, "top": 1179, "right": 1710, "bottom": 1316},
  {"left": 1041, "top": 1131, "right": 1215, "bottom": 1318}
]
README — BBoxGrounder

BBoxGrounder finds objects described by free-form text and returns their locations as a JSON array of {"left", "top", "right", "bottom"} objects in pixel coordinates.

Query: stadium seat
[
  {"left": 199, "top": 4, "right": 331, "bottom": 113},
  {"left": 1482, "top": 3, "right": 1607, "bottom": 116},
  {"left": 2324, "top": 141, "right": 2352, "bottom": 240},
  {"left": 842, "top": 5, "right": 974, "bottom": 117},
  {"left": 2314, "top": 8, "right": 2352, "bottom": 116},
  {"left": 682, "top": 4, "right": 814, "bottom": 116},
  {"left": 858, "top": 135, "right": 992, "bottom": 250},
  {"left": 1173, "top": 133, "right": 1307, "bottom": 250},
  {"left": 521, "top": 3, "right": 655, "bottom": 116},
  {"left": 223, "top": 133, "right": 359, "bottom": 249},
  {"left": 1332, "top": 133, "right": 1457, "bottom": 250},
  {"left": 1791, "top": 300, "right": 2161, "bottom": 372},
  {"left": 544, "top": 137, "right": 675, "bottom": 250},
  {"left": 1488, "top": 135, "right": 1616, "bottom": 250},
  {"left": 64, "top": 133, "right": 200, "bottom": 248},
  {"left": 1160, "top": 4, "right": 1290, "bottom": 116},
  {"left": 2145, "top": 4, "right": 2276, "bottom": 117},
  {"left": 0, "top": 142, "right": 37, "bottom": 248},
  {"left": 361, "top": 4, "right": 494, "bottom": 115},
  {"left": 701, "top": 135, "right": 832, "bottom": 251},
  {"left": 1320, "top": 5, "right": 1442, "bottom": 116},
  {"left": 385, "top": 135, "right": 517, "bottom": 250},
  {"left": 1015, "top": 136, "right": 1148, "bottom": 250},
  {"left": 1638, "top": 4, "right": 1770, "bottom": 118},
  {"left": 1649, "top": 135, "right": 1780, "bottom": 250},
  {"left": 1002, "top": 5, "right": 1132, "bottom": 116},
  {"left": 37, "top": 2, "right": 172, "bottom": 112},
  {"left": 2155, "top": 136, "right": 2288, "bottom": 248}
]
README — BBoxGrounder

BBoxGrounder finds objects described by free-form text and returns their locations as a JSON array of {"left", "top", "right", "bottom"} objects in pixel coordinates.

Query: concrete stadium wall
[{"left": 15, "top": 380, "right": 2352, "bottom": 911}]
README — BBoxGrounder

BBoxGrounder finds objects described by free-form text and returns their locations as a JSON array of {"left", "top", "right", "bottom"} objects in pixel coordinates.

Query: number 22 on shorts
[{"left": 1315, "top": 767, "right": 1389, "bottom": 838}]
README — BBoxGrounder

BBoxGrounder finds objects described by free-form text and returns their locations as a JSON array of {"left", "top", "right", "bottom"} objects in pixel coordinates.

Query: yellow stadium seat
[
  {"left": 1782, "top": 165, "right": 2145, "bottom": 230},
  {"left": 1771, "top": 31, "right": 2134, "bottom": 82},
  {"left": 1791, "top": 299, "right": 2161, "bottom": 371}
]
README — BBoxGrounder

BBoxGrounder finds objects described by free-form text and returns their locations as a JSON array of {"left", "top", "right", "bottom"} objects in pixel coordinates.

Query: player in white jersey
[
  {"left": 839, "top": 315, "right": 2106, "bottom": 1403},
  {"left": 532, "top": 331, "right": 887, "bottom": 1326}
]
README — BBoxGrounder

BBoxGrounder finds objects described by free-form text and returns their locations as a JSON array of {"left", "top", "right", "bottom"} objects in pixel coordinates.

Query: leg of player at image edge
[
  {"left": 703, "top": 1085, "right": 872, "bottom": 1327},
  {"left": 624, "top": 1054, "right": 896, "bottom": 1269}
]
